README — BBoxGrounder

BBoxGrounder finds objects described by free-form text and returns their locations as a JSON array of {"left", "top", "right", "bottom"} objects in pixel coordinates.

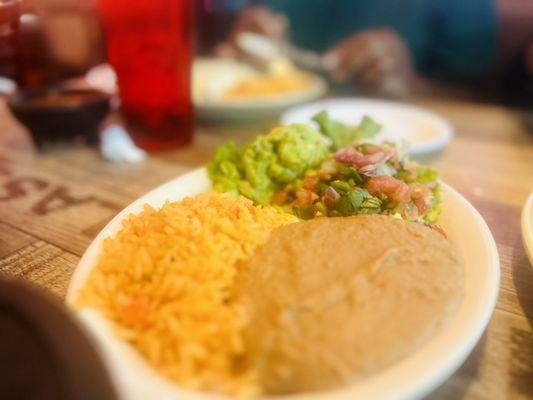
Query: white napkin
[{"left": 100, "top": 124, "right": 146, "bottom": 164}]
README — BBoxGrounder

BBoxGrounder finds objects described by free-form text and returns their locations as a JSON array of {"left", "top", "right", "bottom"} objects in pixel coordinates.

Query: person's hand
[
  {"left": 323, "top": 28, "right": 415, "bottom": 98},
  {"left": 215, "top": 5, "right": 288, "bottom": 58},
  {"left": 31, "top": 0, "right": 103, "bottom": 71}
]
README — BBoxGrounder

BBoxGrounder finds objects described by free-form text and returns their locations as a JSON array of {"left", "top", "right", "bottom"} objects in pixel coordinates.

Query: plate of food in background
[
  {"left": 86, "top": 59, "right": 327, "bottom": 122},
  {"left": 281, "top": 98, "right": 454, "bottom": 156},
  {"left": 193, "top": 58, "right": 327, "bottom": 121},
  {"left": 66, "top": 114, "right": 499, "bottom": 400}
]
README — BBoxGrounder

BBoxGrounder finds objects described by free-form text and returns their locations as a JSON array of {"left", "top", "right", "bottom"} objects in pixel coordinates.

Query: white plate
[
  {"left": 193, "top": 58, "right": 327, "bottom": 121},
  {"left": 280, "top": 99, "right": 454, "bottom": 155},
  {"left": 66, "top": 168, "right": 499, "bottom": 400},
  {"left": 521, "top": 193, "right": 533, "bottom": 265}
]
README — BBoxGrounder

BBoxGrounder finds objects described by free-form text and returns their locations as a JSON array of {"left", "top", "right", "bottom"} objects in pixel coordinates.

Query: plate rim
[
  {"left": 66, "top": 167, "right": 500, "bottom": 400},
  {"left": 521, "top": 192, "right": 533, "bottom": 265}
]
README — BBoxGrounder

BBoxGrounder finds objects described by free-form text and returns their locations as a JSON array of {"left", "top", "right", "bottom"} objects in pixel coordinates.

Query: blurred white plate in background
[
  {"left": 280, "top": 98, "right": 454, "bottom": 155},
  {"left": 193, "top": 58, "right": 327, "bottom": 121}
]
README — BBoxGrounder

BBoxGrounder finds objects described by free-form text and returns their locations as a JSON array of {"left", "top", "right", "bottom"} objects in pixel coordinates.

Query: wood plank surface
[{"left": 0, "top": 97, "right": 532, "bottom": 399}]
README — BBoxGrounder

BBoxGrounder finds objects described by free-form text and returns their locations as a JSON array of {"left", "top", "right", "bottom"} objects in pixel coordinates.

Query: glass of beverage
[
  {"left": 0, "top": 0, "right": 21, "bottom": 81},
  {"left": 99, "top": 0, "right": 195, "bottom": 150}
]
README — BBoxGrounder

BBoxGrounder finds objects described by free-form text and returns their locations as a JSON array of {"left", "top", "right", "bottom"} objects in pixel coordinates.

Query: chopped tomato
[
  {"left": 365, "top": 175, "right": 410, "bottom": 203},
  {"left": 295, "top": 189, "right": 319, "bottom": 205},
  {"left": 334, "top": 149, "right": 387, "bottom": 168},
  {"left": 413, "top": 197, "right": 431, "bottom": 215},
  {"left": 364, "top": 144, "right": 383, "bottom": 154},
  {"left": 409, "top": 183, "right": 432, "bottom": 200},
  {"left": 271, "top": 190, "right": 289, "bottom": 205},
  {"left": 302, "top": 175, "right": 320, "bottom": 191},
  {"left": 409, "top": 183, "right": 432, "bottom": 215}
]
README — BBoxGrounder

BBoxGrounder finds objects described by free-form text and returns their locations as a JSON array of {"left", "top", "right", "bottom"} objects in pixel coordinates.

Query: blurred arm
[{"left": 28, "top": 0, "right": 104, "bottom": 72}]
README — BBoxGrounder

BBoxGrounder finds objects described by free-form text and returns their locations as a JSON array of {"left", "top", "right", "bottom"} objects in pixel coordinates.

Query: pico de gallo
[{"left": 208, "top": 111, "right": 441, "bottom": 224}]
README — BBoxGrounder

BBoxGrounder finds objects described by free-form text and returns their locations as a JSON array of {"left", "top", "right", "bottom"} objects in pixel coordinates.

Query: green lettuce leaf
[
  {"left": 423, "top": 183, "right": 442, "bottom": 224},
  {"left": 333, "top": 188, "right": 382, "bottom": 216},
  {"left": 312, "top": 110, "right": 381, "bottom": 150},
  {"left": 416, "top": 166, "right": 439, "bottom": 183}
]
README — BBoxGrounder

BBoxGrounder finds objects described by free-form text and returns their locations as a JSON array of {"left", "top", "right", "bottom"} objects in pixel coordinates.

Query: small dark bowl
[{"left": 7, "top": 87, "right": 111, "bottom": 149}]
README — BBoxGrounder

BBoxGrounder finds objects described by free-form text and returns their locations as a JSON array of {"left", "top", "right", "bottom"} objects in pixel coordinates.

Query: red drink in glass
[
  {"left": 0, "top": 0, "right": 21, "bottom": 80},
  {"left": 99, "top": 0, "right": 195, "bottom": 150}
]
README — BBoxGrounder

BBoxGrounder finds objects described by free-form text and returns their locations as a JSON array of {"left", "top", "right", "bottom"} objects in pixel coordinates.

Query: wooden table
[{"left": 0, "top": 98, "right": 532, "bottom": 399}]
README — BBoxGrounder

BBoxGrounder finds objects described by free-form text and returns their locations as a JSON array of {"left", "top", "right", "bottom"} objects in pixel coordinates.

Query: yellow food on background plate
[
  {"left": 76, "top": 193, "right": 296, "bottom": 395},
  {"left": 222, "top": 59, "right": 313, "bottom": 99},
  {"left": 193, "top": 58, "right": 316, "bottom": 103},
  {"left": 222, "top": 70, "right": 312, "bottom": 99}
]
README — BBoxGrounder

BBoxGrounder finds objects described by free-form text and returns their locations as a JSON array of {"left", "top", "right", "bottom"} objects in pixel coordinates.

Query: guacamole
[{"left": 207, "top": 124, "right": 330, "bottom": 205}]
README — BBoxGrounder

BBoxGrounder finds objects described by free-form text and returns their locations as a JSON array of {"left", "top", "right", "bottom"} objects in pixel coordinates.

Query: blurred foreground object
[
  {"left": 99, "top": 0, "right": 195, "bottom": 151},
  {"left": 0, "top": 276, "right": 116, "bottom": 400},
  {"left": 7, "top": 86, "right": 110, "bottom": 149}
]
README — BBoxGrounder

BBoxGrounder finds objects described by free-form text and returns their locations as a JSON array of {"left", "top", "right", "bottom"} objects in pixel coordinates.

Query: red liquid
[
  {"left": 0, "top": 0, "right": 20, "bottom": 80},
  {"left": 99, "top": 0, "right": 195, "bottom": 150}
]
